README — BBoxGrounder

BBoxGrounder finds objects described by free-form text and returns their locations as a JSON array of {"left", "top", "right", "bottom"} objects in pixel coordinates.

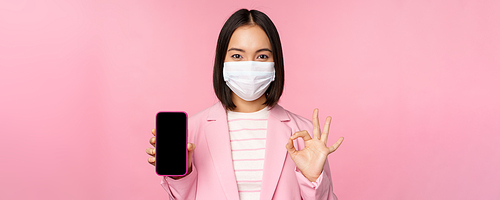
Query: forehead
[{"left": 228, "top": 25, "right": 271, "bottom": 50}]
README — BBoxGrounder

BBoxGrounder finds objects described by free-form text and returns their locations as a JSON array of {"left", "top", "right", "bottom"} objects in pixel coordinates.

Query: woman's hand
[
  {"left": 146, "top": 129, "right": 157, "bottom": 166},
  {"left": 285, "top": 109, "right": 344, "bottom": 182},
  {"left": 146, "top": 129, "right": 196, "bottom": 179}
]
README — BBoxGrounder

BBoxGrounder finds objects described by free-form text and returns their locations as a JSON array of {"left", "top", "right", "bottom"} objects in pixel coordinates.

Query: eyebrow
[{"left": 227, "top": 48, "right": 272, "bottom": 53}]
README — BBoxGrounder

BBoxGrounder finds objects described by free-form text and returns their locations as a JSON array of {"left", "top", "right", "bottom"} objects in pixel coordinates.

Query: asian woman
[{"left": 146, "top": 8, "right": 344, "bottom": 200}]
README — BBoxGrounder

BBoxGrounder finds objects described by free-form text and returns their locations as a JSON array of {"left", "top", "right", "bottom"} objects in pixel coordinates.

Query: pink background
[{"left": 1, "top": 0, "right": 499, "bottom": 199}]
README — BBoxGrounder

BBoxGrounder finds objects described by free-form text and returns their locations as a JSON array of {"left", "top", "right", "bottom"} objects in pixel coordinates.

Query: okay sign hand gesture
[{"left": 286, "top": 108, "right": 344, "bottom": 182}]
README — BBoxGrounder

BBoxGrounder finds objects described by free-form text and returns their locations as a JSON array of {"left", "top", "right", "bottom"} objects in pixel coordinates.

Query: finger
[
  {"left": 152, "top": 128, "right": 155, "bottom": 136},
  {"left": 321, "top": 116, "right": 332, "bottom": 143},
  {"left": 149, "top": 137, "right": 155, "bottom": 147},
  {"left": 188, "top": 143, "right": 196, "bottom": 152},
  {"left": 290, "top": 130, "right": 312, "bottom": 141},
  {"left": 328, "top": 137, "right": 344, "bottom": 153},
  {"left": 146, "top": 148, "right": 155, "bottom": 156},
  {"left": 285, "top": 138, "right": 297, "bottom": 155},
  {"left": 312, "top": 108, "right": 321, "bottom": 140},
  {"left": 187, "top": 143, "right": 196, "bottom": 169},
  {"left": 148, "top": 157, "right": 155, "bottom": 166}
]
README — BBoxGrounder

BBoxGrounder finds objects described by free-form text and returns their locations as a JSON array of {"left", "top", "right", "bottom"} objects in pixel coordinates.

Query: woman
[{"left": 146, "top": 9, "right": 344, "bottom": 200}]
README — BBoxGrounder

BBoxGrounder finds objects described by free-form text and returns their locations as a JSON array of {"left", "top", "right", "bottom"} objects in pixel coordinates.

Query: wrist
[
  {"left": 296, "top": 167, "right": 320, "bottom": 182},
  {"left": 305, "top": 174, "right": 319, "bottom": 182}
]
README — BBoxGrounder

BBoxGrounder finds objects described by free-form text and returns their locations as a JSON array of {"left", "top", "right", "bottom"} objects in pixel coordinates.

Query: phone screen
[{"left": 155, "top": 112, "right": 188, "bottom": 176}]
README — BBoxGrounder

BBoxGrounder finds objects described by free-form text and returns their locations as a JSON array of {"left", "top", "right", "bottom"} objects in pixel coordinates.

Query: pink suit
[{"left": 161, "top": 102, "right": 339, "bottom": 200}]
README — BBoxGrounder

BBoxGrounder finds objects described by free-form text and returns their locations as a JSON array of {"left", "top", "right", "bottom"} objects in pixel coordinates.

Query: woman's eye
[
  {"left": 258, "top": 55, "right": 269, "bottom": 59},
  {"left": 231, "top": 54, "right": 242, "bottom": 59}
]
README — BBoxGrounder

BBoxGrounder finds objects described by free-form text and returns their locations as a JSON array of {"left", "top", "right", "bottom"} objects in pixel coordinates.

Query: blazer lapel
[
  {"left": 260, "top": 104, "right": 291, "bottom": 200},
  {"left": 205, "top": 102, "right": 239, "bottom": 200}
]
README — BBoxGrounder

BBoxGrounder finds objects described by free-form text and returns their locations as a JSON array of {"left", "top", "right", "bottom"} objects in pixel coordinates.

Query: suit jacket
[{"left": 161, "top": 102, "right": 338, "bottom": 200}]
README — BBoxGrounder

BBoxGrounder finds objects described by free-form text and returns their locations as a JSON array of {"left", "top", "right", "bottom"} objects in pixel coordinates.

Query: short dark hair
[{"left": 213, "top": 9, "right": 285, "bottom": 111}]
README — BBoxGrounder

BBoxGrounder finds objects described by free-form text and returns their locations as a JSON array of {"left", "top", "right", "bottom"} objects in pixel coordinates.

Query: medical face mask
[{"left": 223, "top": 61, "right": 275, "bottom": 101}]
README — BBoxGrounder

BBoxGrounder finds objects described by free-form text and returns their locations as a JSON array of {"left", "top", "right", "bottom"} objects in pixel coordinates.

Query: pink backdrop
[{"left": 1, "top": 0, "right": 499, "bottom": 199}]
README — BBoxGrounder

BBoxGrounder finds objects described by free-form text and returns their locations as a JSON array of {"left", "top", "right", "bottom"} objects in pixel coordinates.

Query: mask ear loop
[{"left": 271, "top": 62, "right": 276, "bottom": 81}]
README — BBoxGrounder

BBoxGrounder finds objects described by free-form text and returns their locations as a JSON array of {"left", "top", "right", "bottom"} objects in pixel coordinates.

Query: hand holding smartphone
[{"left": 155, "top": 112, "right": 188, "bottom": 176}]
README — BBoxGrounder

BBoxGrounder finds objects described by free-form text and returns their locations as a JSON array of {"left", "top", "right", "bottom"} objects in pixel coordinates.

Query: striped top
[{"left": 227, "top": 106, "right": 269, "bottom": 200}]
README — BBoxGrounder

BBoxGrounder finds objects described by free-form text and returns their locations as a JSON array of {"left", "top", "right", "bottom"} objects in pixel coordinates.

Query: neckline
[{"left": 227, "top": 106, "right": 269, "bottom": 115}]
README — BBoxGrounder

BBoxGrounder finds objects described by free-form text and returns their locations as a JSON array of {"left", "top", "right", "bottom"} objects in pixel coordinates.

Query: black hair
[{"left": 213, "top": 9, "right": 285, "bottom": 111}]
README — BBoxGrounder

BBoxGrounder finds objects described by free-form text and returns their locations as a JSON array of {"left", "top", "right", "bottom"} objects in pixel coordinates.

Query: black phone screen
[{"left": 155, "top": 112, "right": 187, "bottom": 176}]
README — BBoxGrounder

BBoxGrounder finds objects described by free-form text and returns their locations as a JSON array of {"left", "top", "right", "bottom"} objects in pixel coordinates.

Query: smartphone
[{"left": 155, "top": 111, "right": 188, "bottom": 176}]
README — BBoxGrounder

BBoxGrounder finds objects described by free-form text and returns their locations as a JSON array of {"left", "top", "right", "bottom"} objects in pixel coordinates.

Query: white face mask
[{"left": 223, "top": 61, "right": 275, "bottom": 101}]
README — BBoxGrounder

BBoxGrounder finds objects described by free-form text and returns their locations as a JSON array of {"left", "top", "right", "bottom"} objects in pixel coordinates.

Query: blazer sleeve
[
  {"left": 295, "top": 157, "right": 338, "bottom": 200},
  {"left": 160, "top": 165, "right": 198, "bottom": 200}
]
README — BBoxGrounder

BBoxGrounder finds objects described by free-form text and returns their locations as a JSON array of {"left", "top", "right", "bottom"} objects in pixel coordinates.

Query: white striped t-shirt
[{"left": 227, "top": 106, "right": 269, "bottom": 200}]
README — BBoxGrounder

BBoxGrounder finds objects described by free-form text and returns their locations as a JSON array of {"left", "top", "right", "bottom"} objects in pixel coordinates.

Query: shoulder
[
  {"left": 274, "top": 104, "right": 313, "bottom": 130},
  {"left": 288, "top": 110, "right": 312, "bottom": 127},
  {"left": 187, "top": 104, "right": 213, "bottom": 122},
  {"left": 186, "top": 102, "right": 222, "bottom": 142},
  {"left": 188, "top": 101, "right": 225, "bottom": 124}
]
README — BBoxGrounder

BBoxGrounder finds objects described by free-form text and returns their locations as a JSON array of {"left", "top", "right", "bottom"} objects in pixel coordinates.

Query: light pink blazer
[{"left": 161, "top": 102, "right": 339, "bottom": 200}]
